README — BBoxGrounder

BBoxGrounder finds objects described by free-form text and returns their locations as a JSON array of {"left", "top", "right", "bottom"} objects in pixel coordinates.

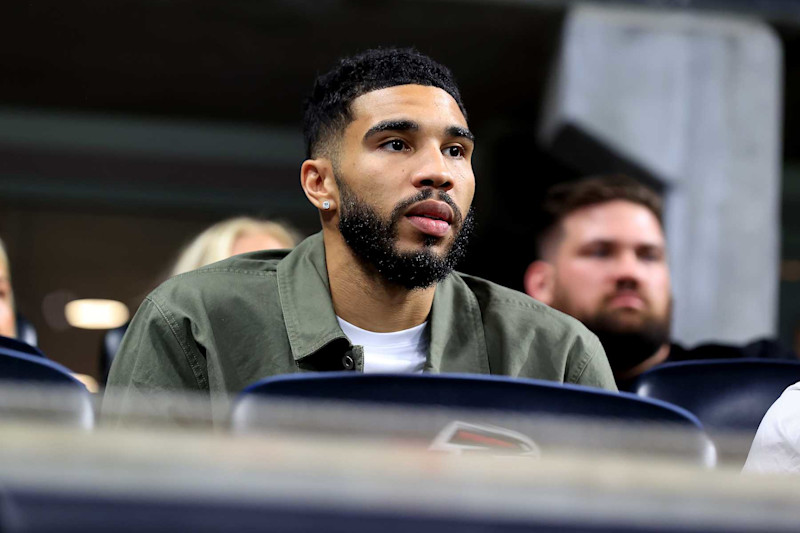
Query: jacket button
[{"left": 342, "top": 354, "right": 355, "bottom": 370}]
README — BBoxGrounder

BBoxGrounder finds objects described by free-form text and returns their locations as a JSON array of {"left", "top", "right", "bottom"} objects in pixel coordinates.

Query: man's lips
[
  {"left": 404, "top": 200, "right": 454, "bottom": 238},
  {"left": 606, "top": 292, "right": 646, "bottom": 310}
]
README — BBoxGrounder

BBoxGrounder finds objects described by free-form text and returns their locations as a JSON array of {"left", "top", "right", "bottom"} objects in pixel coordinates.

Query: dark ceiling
[
  {"left": 2, "top": 1, "right": 564, "bottom": 128},
  {"left": 6, "top": 0, "right": 800, "bottom": 155}
]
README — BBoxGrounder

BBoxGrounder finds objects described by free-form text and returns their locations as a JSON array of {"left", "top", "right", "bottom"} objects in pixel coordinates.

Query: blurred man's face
[{"left": 548, "top": 200, "right": 671, "bottom": 357}]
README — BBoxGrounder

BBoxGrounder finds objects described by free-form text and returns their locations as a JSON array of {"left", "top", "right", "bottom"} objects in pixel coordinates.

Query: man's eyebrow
[
  {"left": 578, "top": 239, "right": 614, "bottom": 247},
  {"left": 363, "top": 120, "right": 419, "bottom": 140},
  {"left": 446, "top": 125, "right": 475, "bottom": 142},
  {"left": 579, "top": 239, "right": 664, "bottom": 248}
]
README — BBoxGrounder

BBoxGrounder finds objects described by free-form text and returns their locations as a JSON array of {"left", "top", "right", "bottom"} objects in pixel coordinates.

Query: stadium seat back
[
  {"left": 0, "top": 348, "right": 94, "bottom": 428},
  {"left": 239, "top": 372, "right": 698, "bottom": 422},
  {"left": 233, "top": 373, "right": 716, "bottom": 466},
  {"left": 633, "top": 359, "right": 800, "bottom": 433},
  {"left": 0, "top": 334, "right": 45, "bottom": 359}
]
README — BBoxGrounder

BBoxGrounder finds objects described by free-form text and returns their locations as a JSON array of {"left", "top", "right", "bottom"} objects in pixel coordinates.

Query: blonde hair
[{"left": 172, "top": 217, "right": 299, "bottom": 276}]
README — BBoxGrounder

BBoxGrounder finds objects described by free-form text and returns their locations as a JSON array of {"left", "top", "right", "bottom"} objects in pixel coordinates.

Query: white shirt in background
[
  {"left": 336, "top": 316, "right": 428, "bottom": 373},
  {"left": 743, "top": 381, "right": 800, "bottom": 474}
]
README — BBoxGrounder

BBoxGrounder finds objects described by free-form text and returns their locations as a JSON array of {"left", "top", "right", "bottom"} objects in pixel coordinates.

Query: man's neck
[
  {"left": 616, "top": 343, "right": 671, "bottom": 381},
  {"left": 324, "top": 232, "right": 435, "bottom": 333}
]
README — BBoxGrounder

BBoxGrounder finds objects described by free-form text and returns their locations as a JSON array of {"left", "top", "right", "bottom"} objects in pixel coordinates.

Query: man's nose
[
  {"left": 411, "top": 145, "right": 453, "bottom": 191},
  {"left": 613, "top": 251, "right": 645, "bottom": 284}
]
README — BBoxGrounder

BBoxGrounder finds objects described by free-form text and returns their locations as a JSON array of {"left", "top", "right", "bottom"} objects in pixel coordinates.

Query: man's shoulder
[
  {"left": 447, "top": 272, "right": 613, "bottom": 390},
  {"left": 150, "top": 249, "right": 289, "bottom": 303},
  {"left": 452, "top": 272, "right": 593, "bottom": 336},
  {"left": 188, "top": 248, "right": 289, "bottom": 276}
]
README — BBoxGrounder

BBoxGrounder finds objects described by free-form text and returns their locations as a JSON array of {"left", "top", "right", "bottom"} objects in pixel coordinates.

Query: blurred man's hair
[
  {"left": 172, "top": 217, "right": 299, "bottom": 276},
  {"left": 537, "top": 175, "right": 664, "bottom": 259},
  {"left": 302, "top": 47, "right": 467, "bottom": 160}
]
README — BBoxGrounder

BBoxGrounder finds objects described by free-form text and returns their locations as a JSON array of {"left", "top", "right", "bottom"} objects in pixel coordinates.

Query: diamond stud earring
[{"left": 322, "top": 201, "right": 331, "bottom": 210}]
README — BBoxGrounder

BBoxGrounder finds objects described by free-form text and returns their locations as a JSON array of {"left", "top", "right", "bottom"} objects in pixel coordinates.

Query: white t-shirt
[
  {"left": 743, "top": 382, "right": 800, "bottom": 474},
  {"left": 336, "top": 316, "right": 428, "bottom": 373}
]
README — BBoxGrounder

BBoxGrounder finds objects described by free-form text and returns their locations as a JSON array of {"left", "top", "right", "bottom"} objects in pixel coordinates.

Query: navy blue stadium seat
[
  {"left": 0, "top": 334, "right": 45, "bottom": 359},
  {"left": 632, "top": 358, "right": 800, "bottom": 434},
  {"left": 233, "top": 373, "right": 716, "bottom": 466},
  {"left": 0, "top": 348, "right": 84, "bottom": 386},
  {"left": 238, "top": 372, "right": 702, "bottom": 422},
  {"left": 0, "top": 345, "right": 94, "bottom": 427}
]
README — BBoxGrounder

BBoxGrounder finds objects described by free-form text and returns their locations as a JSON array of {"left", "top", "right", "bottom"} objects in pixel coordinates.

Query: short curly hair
[{"left": 302, "top": 47, "right": 467, "bottom": 159}]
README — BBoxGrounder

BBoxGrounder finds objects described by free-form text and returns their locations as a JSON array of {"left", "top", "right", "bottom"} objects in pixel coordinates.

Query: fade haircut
[
  {"left": 302, "top": 47, "right": 467, "bottom": 160},
  {"left": 537, "top": 174, "right": 664, "bottom": 259}
]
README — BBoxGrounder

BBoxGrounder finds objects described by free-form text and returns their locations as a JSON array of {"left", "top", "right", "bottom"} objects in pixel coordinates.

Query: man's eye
[
  {"left": 583, "top": 247, "right": 611, "bottom": 258},
  {"left": 383, "top": 139, "right": 407, "bottom": 152},
  {"left": 445, "top": 145, "right": 464, "bottom": 158},
  {"left": 639, "top": 249, "right": 663, "bottom": 262}
]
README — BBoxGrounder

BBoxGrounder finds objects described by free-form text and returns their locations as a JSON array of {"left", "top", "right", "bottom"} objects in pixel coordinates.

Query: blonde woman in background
[
  {"left": 101, "top": 217, "right": 300, "bottom": 383},
  {"left": 172, "top": 217, "right": 299, "bottom": 276}
]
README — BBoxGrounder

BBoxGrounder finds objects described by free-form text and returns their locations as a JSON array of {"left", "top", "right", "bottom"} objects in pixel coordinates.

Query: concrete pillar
[{"left": 540, "top": 5, "right": 782, "bottom": 346}]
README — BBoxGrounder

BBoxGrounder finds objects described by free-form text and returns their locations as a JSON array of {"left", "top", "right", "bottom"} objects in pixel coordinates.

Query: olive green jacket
[{"left": 105, "top": 232, "right": 616, "bottom": 422}]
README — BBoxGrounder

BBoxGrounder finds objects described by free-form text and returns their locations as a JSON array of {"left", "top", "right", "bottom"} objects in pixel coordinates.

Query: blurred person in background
[
  {"left": 99, "top": 217, "right": 299, "bottom": 382},
  {"left": 0, "top": 237, "right": 16, "bottom": 339},
  {"left": 105, "top": 48, "right": 615, "bottom": 422},
  {"left": 743, "top": 381, "right": 800, "bottom": 474},
  {"left": 171, "top": 217, "right": 299, "bottom": 276},
  {"left": 0, "top": 236, "right": 99, "bottom": 391},
  {"left": 524, "top": 175, "right": 795, "bottom": 390}
]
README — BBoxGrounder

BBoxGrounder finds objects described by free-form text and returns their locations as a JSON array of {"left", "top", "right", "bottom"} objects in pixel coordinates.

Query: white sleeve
[{"left": 743, "top": 382, "right": 800, "bottom": 474}]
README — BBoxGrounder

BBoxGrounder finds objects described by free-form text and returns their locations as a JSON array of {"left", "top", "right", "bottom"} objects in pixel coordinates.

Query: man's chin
[
  {"left": 600, "top": 308, "right": 651, "bottom": 328},
  {"left": 581, "top": 309, "right": 671, "bottom": 373},
  {"left": 395, "top": 233, "right": 451, "bottom": 254},
  {"left": 391, "top": 245, "right": 448, "bottom": 263},
  {"left": 603, "top": 319, "right": 649, "bottom": 334}
]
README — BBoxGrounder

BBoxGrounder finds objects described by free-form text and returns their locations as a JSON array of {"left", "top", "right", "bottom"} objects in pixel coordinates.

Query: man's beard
[
  {"left": 569, "top": 302, "right": 672, "bottom": 375},
  {"left": 336, "top": 177, "right": 475, "bottom": 291}
]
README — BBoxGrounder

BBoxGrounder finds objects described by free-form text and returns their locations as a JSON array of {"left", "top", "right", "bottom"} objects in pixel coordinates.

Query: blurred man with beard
[
  {"left": 106, "top": 48, "right": 615, "bottom": 422},
  {"left": 524, "top": 175, "right": 794, "bottom": 390}
]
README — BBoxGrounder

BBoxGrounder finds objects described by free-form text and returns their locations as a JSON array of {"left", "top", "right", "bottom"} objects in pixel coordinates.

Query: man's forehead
[
  {"left": 349, "top": 84, "right": 467, "bottom": 126},
  {"left": 561, "top": 200, "right": 665, "bottom": 245}
]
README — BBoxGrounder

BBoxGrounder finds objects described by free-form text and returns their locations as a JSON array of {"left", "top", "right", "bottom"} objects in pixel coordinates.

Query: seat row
[{"left": 3, "top": 334, "right": 800, "bottom": 468}]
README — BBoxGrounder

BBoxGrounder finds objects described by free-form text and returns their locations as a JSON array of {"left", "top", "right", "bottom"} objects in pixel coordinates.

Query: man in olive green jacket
[{"left": 106, "top": 48, "right": 615, "bottom": 422}]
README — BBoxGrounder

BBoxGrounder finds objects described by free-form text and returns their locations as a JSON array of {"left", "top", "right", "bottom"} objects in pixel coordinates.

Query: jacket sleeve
[
  {"left": 102, "top": 296, "right": 209, "bottom": 425},
  {"left": 568, "top": 334, "right": 618, "bottom": 392}
]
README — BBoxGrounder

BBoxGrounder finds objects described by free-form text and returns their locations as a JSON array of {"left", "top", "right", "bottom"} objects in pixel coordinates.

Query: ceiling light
[{"left": 65, "top": 299, "right": 130, "bottom": 330}]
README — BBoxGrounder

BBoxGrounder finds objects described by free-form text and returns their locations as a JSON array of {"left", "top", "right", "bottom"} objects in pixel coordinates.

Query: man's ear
[
  {"left": 300, "top": 158, "right": 337, "bottom": 212},
  {"left": 524, "top": 260, "right": 555, "bottom": 304}
]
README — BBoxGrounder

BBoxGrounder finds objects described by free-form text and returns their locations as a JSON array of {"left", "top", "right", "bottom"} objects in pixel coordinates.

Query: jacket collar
[
  {"left": 277, "top": 232, "right": 347, "bottom": 361},
  {"left": 277, "top": 232, "right": 489, "bottom": 373}
]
